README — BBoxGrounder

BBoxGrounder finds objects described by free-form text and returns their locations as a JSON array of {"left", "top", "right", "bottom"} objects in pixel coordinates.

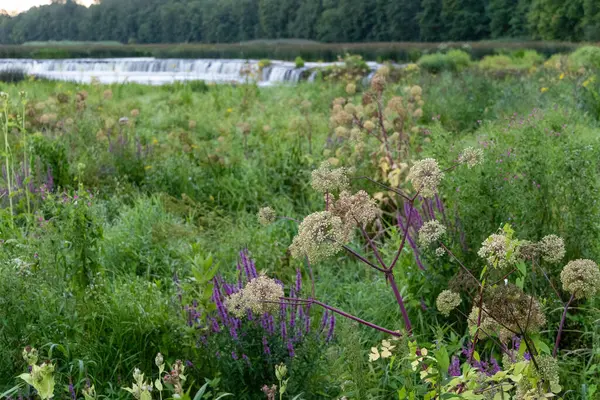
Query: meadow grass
[{"left": 0, "top": 61, "right": 600, "bottom": 399}]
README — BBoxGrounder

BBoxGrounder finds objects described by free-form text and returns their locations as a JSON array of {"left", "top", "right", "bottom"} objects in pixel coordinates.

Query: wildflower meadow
[{"left": 2, "top": 46, "right": 600, "bottom": 400}]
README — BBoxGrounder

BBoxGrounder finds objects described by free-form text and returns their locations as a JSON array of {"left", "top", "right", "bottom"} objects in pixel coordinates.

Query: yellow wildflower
[
  {"left": 559, "top": 73, "right": 565, "bottom": 80},
  {"left": 540, "top": 87, "right": 549, "bottom": 93},
  {"left": 227, "top": 108, "right": 233, "bottom": 113},
  {"left": 152, "top": 138, "right": 159, "bottom": 145},
  {"left": 369, "top": 347, "right": 380, "bottom": 362},
  {"left": 144, "top": 165, "right": 153, "bottom": 170}
]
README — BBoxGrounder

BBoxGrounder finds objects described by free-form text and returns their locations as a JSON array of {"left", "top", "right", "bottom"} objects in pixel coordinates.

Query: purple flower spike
[
  {"left": 448, "top": 356, "right": 461, "bottom": 377},
  {"left": 262, "top": 336, "right": 271, "bottom": 355},
  {"left": 287, "top": 340, "right": 295, "bottom": 357},
  {"left": 326, "top": 314, "right": 336, "bottom": 342}
]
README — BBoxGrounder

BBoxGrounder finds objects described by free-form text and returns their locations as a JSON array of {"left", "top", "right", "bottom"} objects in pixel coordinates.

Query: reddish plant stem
[
  {"left": 375, "top": 95, "right": 395, "bottom": 168},
  {"left": 342, "top": 244, "right": 387, "bottom": 272},
  {"left": 470, "top": 283, "right": 486, "bottom": 364},
  {"left": 439, "top": 242, "right": 483, "bottom": 288},
  {"left": 386, "top": 271, "right": 413, "bottom": 336},
  {"left": 389, "top": 200, "right": 414, "bottom": 271},
  {"left": 276, "top": 297, "right": 402, "bottom": 337},
  {"left": 352, "top": 176, "right": 412, "bottom": 201},
  {"left": 358, "top": 224, "right": 387, "bottom": 269},
  {"left": 553, "top": 293, "right": 575, "bottom": 357},
  {"left": 532, "top": 259, "right": 563, "bottom": 304}
]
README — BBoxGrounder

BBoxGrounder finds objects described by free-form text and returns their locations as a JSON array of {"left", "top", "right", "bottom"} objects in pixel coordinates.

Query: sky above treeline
[{"left": 0, "top": 0, "right": 93, "bottom": 14}]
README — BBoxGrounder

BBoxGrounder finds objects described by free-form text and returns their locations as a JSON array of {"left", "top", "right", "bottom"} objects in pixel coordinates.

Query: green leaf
[
  {"left": 398, "top": 387, "right": 407, "bottom": 400},
  {"left": 435, "top": 347, "right": 450, "bottom": 375},
  {"left": 18, "top": 373, "right": 33, "bottom": 386},
  {"left": 516, "top": 277, "right": 524, "bottom": 289},
  {"left": 531, "top": 336, "right": 551, "bottom": 354},
  {"left": 193, "top": 382, "right": 210, "bottom": 400},
  {"left": 516, "top": 261, "right": 526, "bottom": 276}
]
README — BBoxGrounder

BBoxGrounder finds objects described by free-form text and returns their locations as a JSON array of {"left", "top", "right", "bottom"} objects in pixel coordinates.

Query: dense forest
[{"left": 1, "top": 0, "right": 600, "bottom": 44}]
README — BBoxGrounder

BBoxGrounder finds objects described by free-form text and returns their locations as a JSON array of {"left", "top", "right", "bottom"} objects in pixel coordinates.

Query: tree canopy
[{"left": 0, "top": 0, "right": 599, "bottom": 44}]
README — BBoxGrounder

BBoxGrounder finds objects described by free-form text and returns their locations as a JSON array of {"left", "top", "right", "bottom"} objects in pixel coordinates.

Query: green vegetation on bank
[{"left": 0, "top": 41, "right": 582, "bottom": 61}]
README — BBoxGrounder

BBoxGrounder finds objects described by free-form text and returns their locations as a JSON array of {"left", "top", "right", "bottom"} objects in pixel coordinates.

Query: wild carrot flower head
[
  {"left": 560, "top": 259, "right": 600, "bottom": 299},
  {"left": 408, "top": 158, "right": 444, "bottom": 198},
  {"left": 311, "top": 161, "right": 350, "bottom": 193},
  {"left": 477, "top": 232, "right": 520, "bottom": 269},
  {"left": 289, "top": 211, "right": 348, "bottom": 263},
  {"left": 538, "top": 234, "right": 565, "bottom": 264},
  {"left": 258, "top": 207, "right": 276, "bottom": 226},
  {"left": 332, "top": 190, "right": 379, "bottom": 229},
  {"left": 418, "top": 220, "right": 446, "bottom": 246},
  {"left": 225, "top": 274, "right": 284, "bottom": 318},
  {"left": 436, "top": 290, "right": 461, "bottom": 316},
  {"left": 458, "top": 147, "right": 484, "bottom": 168}
]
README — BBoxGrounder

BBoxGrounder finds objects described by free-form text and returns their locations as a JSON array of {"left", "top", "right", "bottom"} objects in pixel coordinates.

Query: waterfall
[{"left": 0, "top": 58, "right": 388, "bottom": 86}]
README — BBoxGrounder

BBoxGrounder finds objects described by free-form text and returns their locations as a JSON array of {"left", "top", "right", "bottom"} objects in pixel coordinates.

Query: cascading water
[{"left": 0, "top": 58, "right": 385, "bottom": 86}]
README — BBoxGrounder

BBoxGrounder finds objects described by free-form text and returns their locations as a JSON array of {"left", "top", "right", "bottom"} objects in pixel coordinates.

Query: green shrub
[
  {"left": 479, "top": 50, "right": 544, "bottom": 71},
  {"left": 295, "top": 56, "right": 305, "bottom": 68},
  {"left": 568, "top": 45, "right": 600, "bottom": 69},
  {"left": 417, "top": 50, "right": 471, "bottom": 73}
]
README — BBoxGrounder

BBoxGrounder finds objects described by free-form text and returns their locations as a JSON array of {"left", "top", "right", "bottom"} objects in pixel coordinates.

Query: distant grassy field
[{"left": 0, "top": 40, "right": 584, "bottom": 61}]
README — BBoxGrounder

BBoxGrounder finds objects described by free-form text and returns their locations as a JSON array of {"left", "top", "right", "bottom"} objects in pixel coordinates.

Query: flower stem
[
  {"left": 387, "top": 272, "right": 413, "bottom": 336},
  {"left": 553, "top": 293, "right": 575, "bottom": 357}
]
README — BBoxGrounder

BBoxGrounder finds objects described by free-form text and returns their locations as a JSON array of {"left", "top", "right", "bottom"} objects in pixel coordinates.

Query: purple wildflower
[
  {"left": 262, "top": 336, "right": 271, "bottom": 355},
  {"left": 326, "top": 314, "right": 336, "bottom": 342},
  {"left": 448, "top": 356, "right": 461, "bottom": 377}
]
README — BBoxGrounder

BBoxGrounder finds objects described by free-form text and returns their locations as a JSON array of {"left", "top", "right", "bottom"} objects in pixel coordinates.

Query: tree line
[{"left": 1, "top": 0, "right": 599, "bottom": 44}]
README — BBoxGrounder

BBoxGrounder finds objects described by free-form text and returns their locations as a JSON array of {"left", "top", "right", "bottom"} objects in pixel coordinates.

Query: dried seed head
[
  {"left": 346, "top": 83, "right": 357, "bottom": 95},
  {"left": 289, "top": 211, "right": 348, "bottom": 263},
  {"left": 363, "top": 120, "right": 375, "bottom": 131},
  {"left": 311, "top": 161, "right": 350, "bottom": 193},
  {"left": 408, "top": 158, "right": 444, "bottom": 198},
  {"left": 538, "top": 235, "right": 565, "bottom": 264},
  {"left": 371, "top": 74, "right": 386, "bottom": 93},
  {"left": 258, "top": 207, "right": 277, "bottom": 226},
  {"left": 335, "top": 126, "right": 349, "bottom": 138},
  {"left": 410, "top": 85, "right": 423, "bottom": 97},
  {"left": 560, "top": 259, "right": 600, "bottom": 299},
  {"left": 225, "top": 274, "right": 284, "bottom": 318},
  {"left": 467, "top": 305, "right": 499, "bottom": 339},
  {"left": 418, "top": 220, "right": 446, "bottom": 247},
  {"left": 517, "top": 240, "right": 540, "bottom": 260},
  {"left": 436, "top": 290, "right": 461, "bottom": 316},
  {"left": 331, "top": 110, "right": 354, "bottom": 127},
  {"left": 332, "top": 190, "right": 380, "bottom": 229},
  {"left": 485, "top": 284, "right": 546, "bottom": 336},
  {"left": 458, "top": 147, "right": 484, "bottom": 168}
]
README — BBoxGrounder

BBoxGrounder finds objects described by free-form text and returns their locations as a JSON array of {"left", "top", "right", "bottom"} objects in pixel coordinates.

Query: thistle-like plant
[{"left": 18, "top": 347, "right": 56, "bottom": 400}]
